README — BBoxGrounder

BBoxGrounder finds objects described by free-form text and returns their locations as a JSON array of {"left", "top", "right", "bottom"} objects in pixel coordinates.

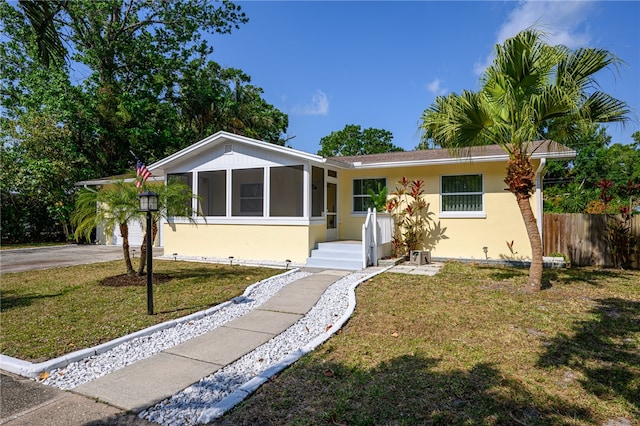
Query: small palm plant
[{"left": 71, "top": 178, "right": 198, "bottom": 276}]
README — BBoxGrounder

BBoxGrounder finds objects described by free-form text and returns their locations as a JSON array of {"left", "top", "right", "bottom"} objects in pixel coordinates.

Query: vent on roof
[{"left": 224, "top": 144, "right": 233, "bottom": 154}]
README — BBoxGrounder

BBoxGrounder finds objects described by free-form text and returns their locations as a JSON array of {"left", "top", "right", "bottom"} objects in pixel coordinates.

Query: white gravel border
[
  {"left": 37, "top": 269, "right": 312, "bottom": 389},
  {"left": 139, "top": 267, "right": 389, "bottom": 426}
]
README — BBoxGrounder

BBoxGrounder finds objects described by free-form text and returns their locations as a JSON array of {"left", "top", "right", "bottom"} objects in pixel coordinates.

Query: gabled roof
[
  {"left": 329, "top": 140, "right": 576, "bottom": 169},
  {"left": 149, "top": 131, "right": 330, "bottom": 174},
  {"left": 76, "top": 135, "right": 577, "bottom": 185}
]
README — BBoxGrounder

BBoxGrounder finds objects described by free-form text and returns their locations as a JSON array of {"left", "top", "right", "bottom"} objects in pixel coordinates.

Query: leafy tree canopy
[
  {"left": 318, "top": 124, "right": 403, "bottom": 157},
  {"left": 1, "top": 0, "right": 289, "bottom": 243},
  {"left": 544, "top": 125, "right": 640, "bottom": 213}
]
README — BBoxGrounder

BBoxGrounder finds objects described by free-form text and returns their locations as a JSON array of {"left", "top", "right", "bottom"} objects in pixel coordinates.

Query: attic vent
[{"left": 224, "top": 144, "right": 233, "bottom": 154}]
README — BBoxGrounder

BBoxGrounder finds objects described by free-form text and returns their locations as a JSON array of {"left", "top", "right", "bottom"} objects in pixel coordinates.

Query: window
[
  {"left": 353, "top": 178, "right": 386, "bottom": 212},
  {"left": 232, "top": 168, "right": 263, "bottom": 216},
  {"left": 270, "top": 165, "right": 303, "bottom": 217},
  {"left": 198, "top": 171, "right": 226, "bottom": 216},
  {"left": 311, "top": 166, "right": 324, "bottom": 217},
  {"left": 441, "top": 174, "right": 483, "bottom": 213},
  {"left": 167, "top": 173, "right": 193, "bottom": 216}
]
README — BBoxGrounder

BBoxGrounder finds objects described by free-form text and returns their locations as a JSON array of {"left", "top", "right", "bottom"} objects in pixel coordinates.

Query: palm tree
[
  {"left": 420, "top": 30, "right": 629, "bottom": 291},
  {"left": 135, "top": 180, "right": 200, "bottom": 275},
  {"left": 71, "top": 178, "right": 199, "bottom": 276},
  {"left": 72, "top": 180, "right": 140, "bottom": 275}
]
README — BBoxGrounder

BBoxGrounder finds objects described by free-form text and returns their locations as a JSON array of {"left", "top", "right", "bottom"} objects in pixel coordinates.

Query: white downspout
[{"left": 535, "top": 158, "right": 547, "bottom": 239}]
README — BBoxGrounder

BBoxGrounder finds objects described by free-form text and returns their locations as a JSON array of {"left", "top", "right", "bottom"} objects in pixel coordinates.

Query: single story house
[{"left": 143, "top": 131, "right": 575, "bottom": 269}]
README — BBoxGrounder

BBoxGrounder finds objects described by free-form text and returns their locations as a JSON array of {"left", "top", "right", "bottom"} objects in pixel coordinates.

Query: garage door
[{"left": 109, "top": 220, "right": 143, "bottom": 247}]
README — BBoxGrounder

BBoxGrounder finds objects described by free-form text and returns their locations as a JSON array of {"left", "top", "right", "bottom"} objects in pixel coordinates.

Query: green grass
[
  {"left": 0, "top": 260, "right": 280, "bottom": 362},
  {"left": 0, "top": 242, "right": 71, "bottom": 250},
  {"left": 213, "top": 262, "right": 640, "bottom": 426}
]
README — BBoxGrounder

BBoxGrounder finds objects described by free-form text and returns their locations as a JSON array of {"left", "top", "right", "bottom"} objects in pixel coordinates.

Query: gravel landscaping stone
[{"left": 37, "top": 268, "right": 373, "bottom": 426}]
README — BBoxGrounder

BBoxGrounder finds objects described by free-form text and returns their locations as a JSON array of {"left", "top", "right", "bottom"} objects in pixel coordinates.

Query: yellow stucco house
[{"left": 148, "top": 131, "right": 575, "bottom": 270}]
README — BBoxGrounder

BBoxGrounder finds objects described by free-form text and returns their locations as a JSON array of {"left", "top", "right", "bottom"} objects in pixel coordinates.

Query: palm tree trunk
[
  {"left": 137, "top": 220, "right": 158, "bottom": 276},
  {"left": 516, "top": 196, "right": 543, "bottom": 291},
  {"left": 119, "top": 223, "right": 135, "bottom": 275},
  {"left": 137, "top": 233, "right": 147, "bottom": 276}
]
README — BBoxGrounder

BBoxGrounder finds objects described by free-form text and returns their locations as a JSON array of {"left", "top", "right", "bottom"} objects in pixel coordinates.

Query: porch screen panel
[
  {"left": 441, "top": 174, "right": 483, "bottom": 212},
  {"left": 198, "top": 171, "right": 226, "bottom": 216},
  {"left": 232, "top": 168, "right": 264, "bottom": 216},
  {"left": 167, "top": 173, "right": 193, "bottom": 216},
  {"left": 270, "top": 165, "right": 303, "bottom": 217},
  {"left": 311, "top": 166, "right": 324, "bottom": 217}
]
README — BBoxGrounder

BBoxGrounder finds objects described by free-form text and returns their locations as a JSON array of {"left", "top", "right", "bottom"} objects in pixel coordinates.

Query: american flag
[{"left": 135, "top": 160, "right": 152, "bottom": 188}]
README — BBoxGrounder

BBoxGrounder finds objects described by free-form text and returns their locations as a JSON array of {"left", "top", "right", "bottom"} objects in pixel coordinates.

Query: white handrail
[{"left": 361, "top": 208, "right": 376, "bottom": 268}]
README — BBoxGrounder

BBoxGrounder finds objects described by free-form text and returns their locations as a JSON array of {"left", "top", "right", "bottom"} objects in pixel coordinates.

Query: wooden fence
[{"left": 543, "top": 213, "right": 640, "bottom": 268}]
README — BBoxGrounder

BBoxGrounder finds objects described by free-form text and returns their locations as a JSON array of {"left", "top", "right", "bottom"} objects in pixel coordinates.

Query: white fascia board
[
  {"left": 350, "top": 154, "right": 510, "bottom": 169},
  {"left": 349, "top": 150, "right": 576, "bottom": 170}
]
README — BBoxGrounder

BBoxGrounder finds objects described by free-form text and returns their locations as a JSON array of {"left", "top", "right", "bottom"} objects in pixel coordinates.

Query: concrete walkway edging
[
  {"left": 0, "top": 269, "right": 301, "bottom": 379},
  {"left": 197, "top": 265, "right": 392, "bottom": 424}
]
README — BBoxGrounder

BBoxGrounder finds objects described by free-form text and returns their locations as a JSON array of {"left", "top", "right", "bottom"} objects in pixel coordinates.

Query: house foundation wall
[{"left": 163, "top": 223, "right": 314, "bottom": 263}]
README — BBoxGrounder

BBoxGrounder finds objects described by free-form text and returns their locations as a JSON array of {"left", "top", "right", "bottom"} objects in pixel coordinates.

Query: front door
[{"left": 326, "top": 180, "right": 338, "bottom": 241}]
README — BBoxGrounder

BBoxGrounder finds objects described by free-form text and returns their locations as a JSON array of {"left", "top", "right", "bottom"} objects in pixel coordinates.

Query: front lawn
[
  {"left": 213, "top": 262, "right": 639, "bottom": 425},
  {"left": 0, "top": 260, "right": 280, "bottom": 362}
]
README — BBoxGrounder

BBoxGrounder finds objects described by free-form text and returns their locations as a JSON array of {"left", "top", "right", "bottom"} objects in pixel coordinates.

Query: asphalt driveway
[{"left": 0, "top": 245, "right": 163, "bottom": 274}]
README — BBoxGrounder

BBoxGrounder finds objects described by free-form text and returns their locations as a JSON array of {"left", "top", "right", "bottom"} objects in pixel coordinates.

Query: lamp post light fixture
[{"left": 139, "top": 190, "right": 159, "bottom": 315}]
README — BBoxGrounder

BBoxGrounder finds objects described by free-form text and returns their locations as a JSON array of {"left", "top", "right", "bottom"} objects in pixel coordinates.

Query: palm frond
[{"left": 18, "top": 0, "right": 67, "bottom": 67}]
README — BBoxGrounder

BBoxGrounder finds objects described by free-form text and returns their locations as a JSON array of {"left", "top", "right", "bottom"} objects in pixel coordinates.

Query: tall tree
[
  {"left": 318, "top": 124, "right": 403, "bottom": 157},
  {"left": 544, "top": 125, "right": 640, "bottom": 213},
  {"left": 178, "top": 61, "right": 289, "bottom": 145},
  {"left": 420, "top": 30, "right": 629, "bottom": 291},
  {"left": 7, "top": 0, "right": 248, "bottom": 175},
  {"left": 2, "top": 1, "right": 289, "bottom": 243}
]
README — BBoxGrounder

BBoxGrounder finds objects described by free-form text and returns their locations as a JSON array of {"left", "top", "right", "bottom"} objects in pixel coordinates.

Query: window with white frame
[
  {"left": 232, "top": 168, "right": 264, "bottom": 216},
  {"left": 353, "top": 178, "right": 386, "bottom": 212},
  {"left": 440, "top": 174, "right": 483, "bottom": 213}
]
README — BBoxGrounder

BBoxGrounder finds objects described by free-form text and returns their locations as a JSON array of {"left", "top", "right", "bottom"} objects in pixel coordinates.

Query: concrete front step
[
  {"left": 305, "top": 257, "right": 362, "bottom": 271},
  {"left": 306, "top": 241, "right": 363, "bottom": 271},
  {"left": 309, "top": 249, "right": 361, "bottom": 261},
  {"left": 316, "top": 241, "right": 361, "bottom": 253}
]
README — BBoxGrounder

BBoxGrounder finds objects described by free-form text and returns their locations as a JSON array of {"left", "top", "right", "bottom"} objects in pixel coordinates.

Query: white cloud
[
  {"left": 426, "top": 78, "right": 448, "bottom": 96},
  {"left": 292, "top": 90, "right": 329, "bottom": 115},
  {"left": 474, "top": 0, "right": 594, "bottom": 75}
]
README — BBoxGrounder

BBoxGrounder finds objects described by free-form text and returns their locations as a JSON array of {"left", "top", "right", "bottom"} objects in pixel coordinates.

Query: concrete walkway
[
  {"left": 1, "top": 269, "right": 350, "bottom": 425},
  {"left": 73, "top": 270, "right": 347, "bottom": 412},
  {"left": 1, "top": 262, "right": 441, "bottom": 425}
]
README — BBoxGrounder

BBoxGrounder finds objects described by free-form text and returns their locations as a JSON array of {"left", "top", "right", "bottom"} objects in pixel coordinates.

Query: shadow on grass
[
  {"left": 477, "top": 265, "right": 631, "bottom": 291},
  {"left": 538, "top": 297, "right": 640, "bottom": 415},
  {"left": 220, "top": 355, "right": 593, "bottom": 425},
  {"left": 0, "top": 287, "right": 76, "bottom": 312},
  {"left": 543, "top": 268, "right": 633, "bottom": 287},
  {"left": 163, "top": 266, "right": 264, "bottom": 281}
]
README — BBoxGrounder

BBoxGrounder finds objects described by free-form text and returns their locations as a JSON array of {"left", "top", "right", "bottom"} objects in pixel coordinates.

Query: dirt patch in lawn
[{"left": 100, "top": 273, "right": 173, "bottom": 287}]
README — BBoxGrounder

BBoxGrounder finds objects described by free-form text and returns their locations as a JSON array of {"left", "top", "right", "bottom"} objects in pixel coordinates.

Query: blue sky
[{"left": 208, "top": 0, "right": 640, "bottom": 154}]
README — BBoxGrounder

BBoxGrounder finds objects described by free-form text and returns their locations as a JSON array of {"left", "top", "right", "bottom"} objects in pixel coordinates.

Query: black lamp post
[{"left": 138, "top": 190, "right": 159, "bottom": 315}]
